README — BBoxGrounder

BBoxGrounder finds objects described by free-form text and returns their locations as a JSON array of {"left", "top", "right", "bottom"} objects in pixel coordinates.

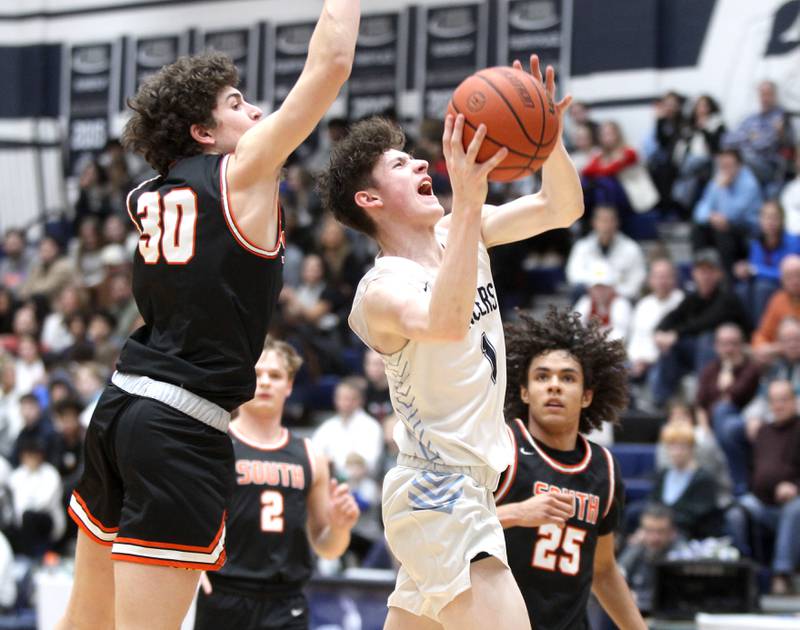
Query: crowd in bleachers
[{"left": 0, "top": 77, "right": 796, "bottom": 618}]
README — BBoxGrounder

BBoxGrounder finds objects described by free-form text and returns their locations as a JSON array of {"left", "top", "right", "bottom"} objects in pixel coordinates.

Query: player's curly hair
[
  {"left": 505, "top": 307, "right": 629, "bottom": 434},
  {"left": 316, "top": 116, "right": 405, "bottom": 238},
  {"left": 122, "top": 52, "right": 239, "bottom": 175}
]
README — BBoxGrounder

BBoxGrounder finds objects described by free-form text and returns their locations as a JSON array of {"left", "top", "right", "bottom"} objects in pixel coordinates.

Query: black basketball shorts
[
  {"left": 69, "top": 378, "right": 235, "bottom": 570},
  {"left": 194, "top": 587, "right": 309, "bottom": 630}
]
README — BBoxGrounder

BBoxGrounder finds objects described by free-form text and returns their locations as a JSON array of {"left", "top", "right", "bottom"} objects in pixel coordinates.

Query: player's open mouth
[
  {"left": 544, "top": 399, "right": 564, "bottom": 408},
  {"left": 417, "top": 178, "right": 433, "bottom": 195}
]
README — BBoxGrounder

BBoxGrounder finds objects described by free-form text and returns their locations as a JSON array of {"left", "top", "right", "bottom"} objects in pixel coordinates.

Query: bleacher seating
[{"left": 610, "top": 443, "right": 657, "bottom": 503}]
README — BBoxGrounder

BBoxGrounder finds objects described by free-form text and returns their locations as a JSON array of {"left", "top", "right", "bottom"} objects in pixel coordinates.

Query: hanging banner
[
  {"left": 497, "top": 0, "right": 567, "bottom": 75},
  {"left": 270, "top": 21, "right": 314, "bottom": 108},
  {"left": 133, "top": 34, "right": 186, "bottom": 94},
  {"left": 204, "top": 27, "right": 256, "bottom": 95},
  {"left": 67, "top": 41, "right": 117, "bottom": 175},
  {"left": 269, "top": 21, "right": 319, "bottom": 159},
  {"left": 419, "top": 3, "right": 488, "bottom": 119},
  {"left": 347, "top": 13, "right": 404, "bottom": 120}
]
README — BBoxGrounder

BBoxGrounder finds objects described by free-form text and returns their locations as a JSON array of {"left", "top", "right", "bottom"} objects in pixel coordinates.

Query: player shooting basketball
[
  {"left": 318, "top": 55, "right": 582, "bottom": 630},
  {"left": 495, "top": 308, "right": 647, "bottom": 629}
]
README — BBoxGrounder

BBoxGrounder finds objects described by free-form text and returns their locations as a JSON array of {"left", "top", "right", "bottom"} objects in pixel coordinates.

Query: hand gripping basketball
[
  {"left": 442, "top": 113, "right": 508, "bottom": 210},
  {"left": 447, "top": 54, "right": 572, "bottom": 181}
]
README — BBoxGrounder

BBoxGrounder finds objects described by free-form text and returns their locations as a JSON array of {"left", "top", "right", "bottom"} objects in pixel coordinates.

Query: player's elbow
[
  {"left": 327, "top": 50, "right": 355, "bottom": 85},
  {"left": 560, "top": 197, "right": 584, "bottom": 228}
]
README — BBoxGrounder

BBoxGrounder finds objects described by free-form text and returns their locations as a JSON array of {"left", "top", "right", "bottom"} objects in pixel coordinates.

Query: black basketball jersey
[
  {"left": 495, "top": 418, "right": 625, "bottom": 630},
  {"left": 118, "top": 154, "right": 284, "bottom": 411},
  {"left": 216, "top": 425, "right": 314, "bottom": 589}
]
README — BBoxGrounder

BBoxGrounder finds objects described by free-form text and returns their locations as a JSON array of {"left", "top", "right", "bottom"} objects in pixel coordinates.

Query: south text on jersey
[
  {"left": 236, "top": 459, "right": 306, "bottom": 489},
  {"left": 534, "top": 481, "right": 600, "bottom": 525}
]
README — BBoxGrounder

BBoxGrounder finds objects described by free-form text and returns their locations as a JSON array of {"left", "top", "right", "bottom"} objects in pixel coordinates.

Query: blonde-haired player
[{"left": 194, "top": 338, "right": 359, "bottom": 630}]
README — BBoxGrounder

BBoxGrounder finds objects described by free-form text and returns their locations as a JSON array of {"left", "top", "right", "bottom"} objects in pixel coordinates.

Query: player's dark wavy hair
[
  {"left": 122, "top": 52, "right": 239, "bottom": 175},
  {"left": 505, "top": 307, "right": 629, "bottom": 434},
  {"left": 316, "top": 116, "right": 405, "bottom": 239}
]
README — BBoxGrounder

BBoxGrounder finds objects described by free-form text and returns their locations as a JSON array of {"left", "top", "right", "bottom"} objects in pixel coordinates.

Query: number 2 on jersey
[
  {"left": 531, "top": 524, "right": 586, "bottom": 575},
  {"left": 137, "top": 189, "right": 198, "bottom": 264},
  {"left": 260, "top": 490, "right": 284, "bottom": 533}
]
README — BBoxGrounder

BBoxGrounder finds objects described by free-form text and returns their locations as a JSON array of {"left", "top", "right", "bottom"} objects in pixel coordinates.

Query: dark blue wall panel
[
  {"left": 0, "top": 44, "right": 61, "bottom": 118},
  {"left": 571, "top": 0, "right": 716, "bottom": 75}
]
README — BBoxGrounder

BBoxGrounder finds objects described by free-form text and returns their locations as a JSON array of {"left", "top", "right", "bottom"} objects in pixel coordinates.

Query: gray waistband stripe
[
  {"left": 111, "top": 371, "right": 231, "bottom": 433},
  {"left": 397, "top": 453, "right": 500, "bottom": 491}
]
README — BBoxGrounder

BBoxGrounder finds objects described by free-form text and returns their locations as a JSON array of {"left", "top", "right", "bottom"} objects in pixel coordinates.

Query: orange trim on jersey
[
  {"left": 303, "top": 437, "right": 317, "bottom": 485},
  {"left": 494, "top": 425, "right": 518, "bottom": 504},
  {"left": 72, "top": 491, "right": 119, "bottom": 533},
  {"left": 69, "top": 509, "right": 115, "bottom": 547},
  {"left": 110, "top": 549, "right": 226, "bottom": 572},
  {"left": 513, "top": 418, "right": 592, "bottom": 474},
  {"left": 230, "top": 424, "right": 289, "bottom": 451},
  {"left": 601, "top": 446, "right": 616, "bottom": 518},
  {"left": 219, "top": 154, "right": 284, "bottom": 259},
  {"left": 114, "top": 512, "right": 226, "bottom": 553},
  {"left": 125, "top": 175, "right": 160, "bottom": 235}
]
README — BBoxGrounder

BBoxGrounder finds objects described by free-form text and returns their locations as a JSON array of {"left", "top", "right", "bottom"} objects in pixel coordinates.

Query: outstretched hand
[
  {"left": 328, "top": 479, "right": 359, "bottom": 530},
  {"left": 442, "top": 113, "right": 508, "bottom": 211},
  {"left": 512, "top": 54, "right": 572, "bottom": 138}
]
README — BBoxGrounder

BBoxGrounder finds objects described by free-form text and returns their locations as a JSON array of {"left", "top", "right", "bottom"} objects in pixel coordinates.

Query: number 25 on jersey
[
  {"left": 532, "top": 523, "right": 586, "bottom": 575},
  {"left": 137, "top": 189, "right": 198, "bottom": 265}
]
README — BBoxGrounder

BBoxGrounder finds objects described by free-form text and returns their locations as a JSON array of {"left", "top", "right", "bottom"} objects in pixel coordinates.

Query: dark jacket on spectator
[
  {"left": 751, "top": 416, "right": 800, "bottom": 506},
  {"left": 696, "top": 358, "right": 761, "bottom": 413},
  {"left": 651, "top": 467, "right": 722, "bottom": 539},
  {"left": 11, "top": 418, "right": 59, "bottom": 468},
  {"left": 656, "top": 287, "right": 751, "bottom": 337}
]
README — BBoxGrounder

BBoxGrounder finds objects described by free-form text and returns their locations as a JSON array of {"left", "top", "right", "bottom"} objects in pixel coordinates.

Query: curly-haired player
[
  {"left": 57, "top": 3, "right": 360, "bottom": 629},
  {"left": 495, "top": 308, "right": 646, "bottom": 630}
]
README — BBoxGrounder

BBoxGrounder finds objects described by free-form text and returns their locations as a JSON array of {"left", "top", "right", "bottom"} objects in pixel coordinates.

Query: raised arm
[
  {"left": 480, "top": 56, "right": 584, "bottom": 249},
  {"left": 223, "top": 0, "right": 359, "bottom": 252},
  {"left": 230, "top": 0, "right": 360, "bottom": 184}
]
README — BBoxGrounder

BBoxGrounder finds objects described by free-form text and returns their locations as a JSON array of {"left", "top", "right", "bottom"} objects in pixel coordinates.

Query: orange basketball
[{"left": 447, "top": 66, "right": 559, "bottom": 182}]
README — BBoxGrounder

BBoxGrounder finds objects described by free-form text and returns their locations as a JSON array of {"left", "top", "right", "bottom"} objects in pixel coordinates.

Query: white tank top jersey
[{"left": 349, "top": 225, "right": 513, "bottom": 474}]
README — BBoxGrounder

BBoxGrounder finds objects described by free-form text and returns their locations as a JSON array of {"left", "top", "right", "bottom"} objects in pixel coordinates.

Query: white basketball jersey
[{"left": 349, "top": 227, "right": 513, "bottom": 473}]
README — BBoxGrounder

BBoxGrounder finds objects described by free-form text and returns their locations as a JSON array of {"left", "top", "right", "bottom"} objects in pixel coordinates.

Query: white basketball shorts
[{"left": 382, "top": 454, "right": 509, "bottom": 621}]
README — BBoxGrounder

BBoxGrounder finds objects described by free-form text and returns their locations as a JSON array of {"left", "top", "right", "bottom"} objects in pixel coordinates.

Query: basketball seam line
[
  {"left": 521, "top": 72, "right": 547, "bottom": 167},
  {"left": 519, "top": 73, "right": 559, "bottom": 149},
  {"left": 450, "top": 100, "right": 538, "bottom": 161},
  {"left": 474, "top": 73, "right": 544, "bottom": 150}
]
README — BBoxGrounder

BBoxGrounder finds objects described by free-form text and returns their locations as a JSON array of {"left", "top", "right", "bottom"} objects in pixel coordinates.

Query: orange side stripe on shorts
[
  {"left": 69, "top": 508, "right": 114, "bottom": 547},
  {"left": 110, "top": 549, "right": 226, "bottom": 572},
  {"left": 113, "top": 511, "right": 226, "bottom": 553},
  {"left": 72, "top": 491, "right": 120, "bottom": 533}
]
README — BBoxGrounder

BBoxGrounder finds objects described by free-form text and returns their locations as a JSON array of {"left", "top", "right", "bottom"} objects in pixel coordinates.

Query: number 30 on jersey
[{"left": 136, "top": 189, "right": 198, "bottom": 265}]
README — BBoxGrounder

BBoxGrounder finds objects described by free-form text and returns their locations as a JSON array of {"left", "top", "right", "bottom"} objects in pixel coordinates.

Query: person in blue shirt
[
  {"left": 734, "top": 200, "right": 800, "bottom": 323},
  {"left": 724, "top": 80, "right": 796, "bottom": 197},
  {"left": 692, "top": 148, "right": 763, "bottom": 275}
]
